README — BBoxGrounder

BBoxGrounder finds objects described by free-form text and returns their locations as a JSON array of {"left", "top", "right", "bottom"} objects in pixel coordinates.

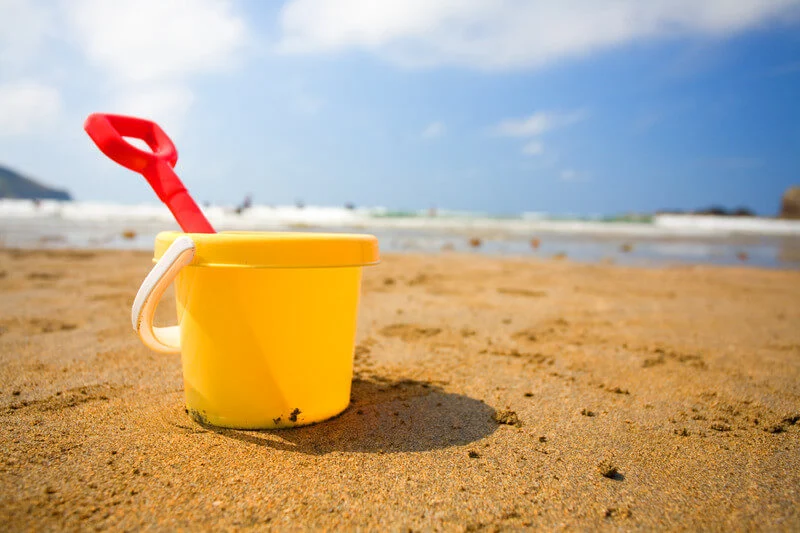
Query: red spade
[{"left": 84, "top": 113, "right": 215, "bottom": 233}]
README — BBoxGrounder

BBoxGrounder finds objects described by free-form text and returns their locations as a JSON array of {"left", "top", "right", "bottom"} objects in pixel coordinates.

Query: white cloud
[
  {"left": 57, "top": 0, "right": 248, "bottom": 130},
  {"left": 521, "top": 140, "right": 543, "bottom": 156},
  {"left": 493, "top": 110, "right": 586, "bottom": 137},
  {"left": 493, "top": 110, "right": 582, "bottom": 159},
  {"left": 278, "top": 0, "right": 800, "bottom": 70},
  {"left": 421, "top": 121, "right": 446, "bottom": 139},
  {"left": 64, "top": 0, "right": 247, "bottom": 84},
  {"left": 0, "top": 80, "right": 61, "bottom": 136},
  {"left": 0, "top": 0, "right": 249, "bottom": 136}
]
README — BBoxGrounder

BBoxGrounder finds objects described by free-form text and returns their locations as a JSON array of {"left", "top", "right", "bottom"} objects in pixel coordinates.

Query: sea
[{"left": 2, "top": 199, "right": 800, "bottom": 269}]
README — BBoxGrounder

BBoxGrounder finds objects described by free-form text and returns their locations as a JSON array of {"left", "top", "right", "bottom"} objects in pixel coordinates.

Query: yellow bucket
[{"left": 131, "top": 231, "right": 379, "bottom": 429}]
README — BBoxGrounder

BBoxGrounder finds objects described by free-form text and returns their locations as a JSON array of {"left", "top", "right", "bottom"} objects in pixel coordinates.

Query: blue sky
[{"left": 0, "top": 1, "right": 798, "bottom": 216}]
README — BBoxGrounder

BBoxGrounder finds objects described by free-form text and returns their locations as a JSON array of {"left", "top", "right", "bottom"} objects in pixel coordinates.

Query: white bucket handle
[{"left": 131, "top": 236, "right": 196, "bottom": 353}]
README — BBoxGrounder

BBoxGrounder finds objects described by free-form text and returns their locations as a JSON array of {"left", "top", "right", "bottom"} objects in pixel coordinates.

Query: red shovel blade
[{"left": 84, "top": 113, "right": 215, "bottom": 234}]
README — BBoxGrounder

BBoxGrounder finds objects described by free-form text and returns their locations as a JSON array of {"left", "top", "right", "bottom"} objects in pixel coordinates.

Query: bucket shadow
[{"left": 203, "top": 376, "right": 498, "bottom": 455}]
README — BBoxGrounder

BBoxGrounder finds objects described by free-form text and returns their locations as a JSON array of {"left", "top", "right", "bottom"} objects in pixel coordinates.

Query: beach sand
[{"left": 1, "top": 247, "right": 799, "bottom": 530}]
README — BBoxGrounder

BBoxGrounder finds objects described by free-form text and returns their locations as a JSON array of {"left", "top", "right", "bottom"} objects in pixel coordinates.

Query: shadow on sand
[{"left": 199, "top": 376, "right": 498, "bottom": 455}]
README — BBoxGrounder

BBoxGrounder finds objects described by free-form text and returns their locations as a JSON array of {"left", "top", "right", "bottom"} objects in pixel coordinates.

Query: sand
[{"left": 1, "top": 247, "right": 799, "bottom": 531}]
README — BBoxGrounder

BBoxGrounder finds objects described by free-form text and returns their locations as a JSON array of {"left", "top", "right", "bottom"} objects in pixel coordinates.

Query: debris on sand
[
  {"left": 406, "top": 273, "right": 429, "bottom": 286},
  {"left": 380, "top": 323, "right": 441, "bottom": 341},
  {"left": 598, "top": 460, "right": 620, "bottom": 479},
  {"left": 604, "top": 507, "right": 632, "bottom": 518},
  {"left": 469, "top": 237, "right": 482, "bottom": 248},
  {"left": 121, "top": 230, "right": 137, "bottom": 240},
  {"left": 493, "top": 410, "right": 521, "bottom": 427},
  {"left": 581, "top": 409, "right": 596, "bottom": 417},
  {"left": 764, "top": 414, "right": 800, "bottom": 434}
]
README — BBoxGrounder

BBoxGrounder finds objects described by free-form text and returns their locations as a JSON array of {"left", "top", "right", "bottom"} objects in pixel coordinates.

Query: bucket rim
[{"left": 153, "top": 230, "right": 380, "bottom": 269}]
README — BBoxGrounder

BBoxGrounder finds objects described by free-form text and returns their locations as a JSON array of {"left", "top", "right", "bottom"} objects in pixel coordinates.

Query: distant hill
[
  {"left": 656, "top": 205, "right": 756, "bottom": 217},
  {"left": 0, "top": 165, "right": 71, "bottom": 201}
]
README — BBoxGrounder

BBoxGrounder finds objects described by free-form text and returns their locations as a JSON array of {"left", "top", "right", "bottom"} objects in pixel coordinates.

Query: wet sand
[{"left": 0, "top": 247, "right": 799, "bottom": 530}]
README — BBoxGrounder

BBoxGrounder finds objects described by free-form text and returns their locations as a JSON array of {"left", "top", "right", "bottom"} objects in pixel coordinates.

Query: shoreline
[{"left": 2, "top": 224, "right": 800, "bottom": 269}]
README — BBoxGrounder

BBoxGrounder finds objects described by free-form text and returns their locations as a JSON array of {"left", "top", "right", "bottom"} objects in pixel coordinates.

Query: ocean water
[{"left": 1, "top": 199, "right": 799, "bottom": 269}]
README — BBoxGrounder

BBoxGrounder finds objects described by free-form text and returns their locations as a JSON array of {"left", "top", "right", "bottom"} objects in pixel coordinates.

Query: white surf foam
[{"left": 2, "top": 199, "right": 800, "bottom": 237}]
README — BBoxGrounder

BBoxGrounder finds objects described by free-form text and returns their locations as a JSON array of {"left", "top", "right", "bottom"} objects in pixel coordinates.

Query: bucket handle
[{"left": 131, "top": 236, "right": 196, "bottom": 353}]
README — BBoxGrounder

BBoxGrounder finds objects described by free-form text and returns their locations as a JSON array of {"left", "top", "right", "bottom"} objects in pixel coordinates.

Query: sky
[{"left": 0, "top": 0, "right": 799, "bottom": 216}]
